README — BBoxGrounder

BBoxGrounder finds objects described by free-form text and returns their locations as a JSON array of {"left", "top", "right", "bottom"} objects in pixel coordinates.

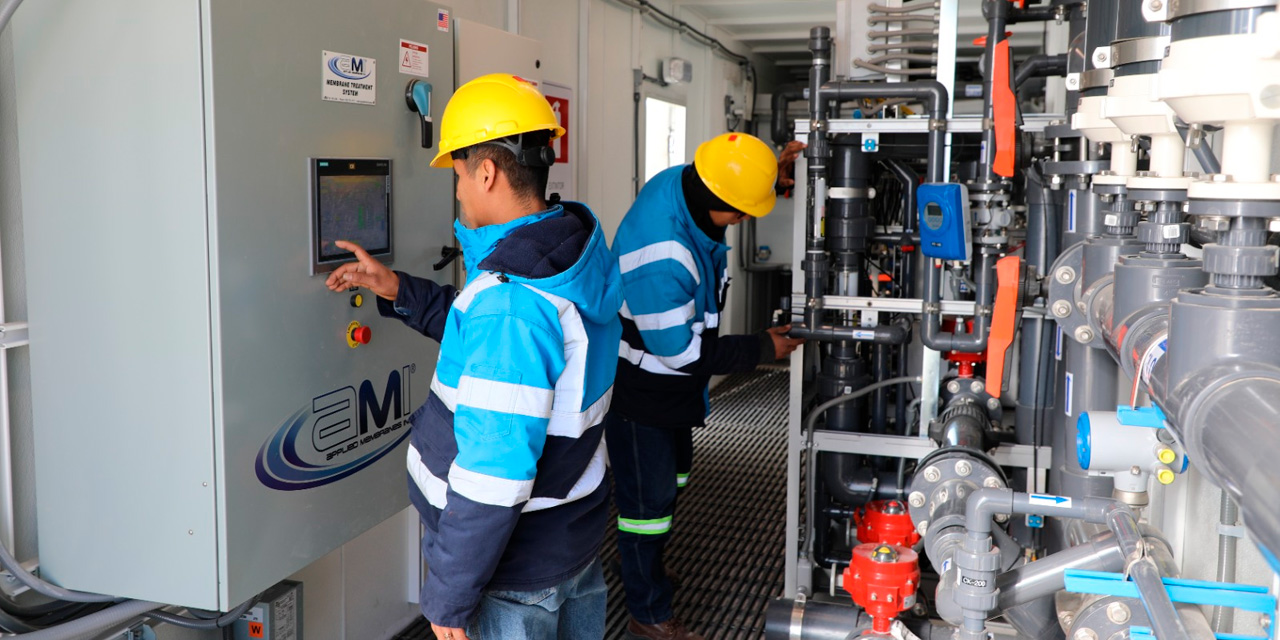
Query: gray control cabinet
[{"left": 12, "top": 0, "right": 454, "bottom": 609}]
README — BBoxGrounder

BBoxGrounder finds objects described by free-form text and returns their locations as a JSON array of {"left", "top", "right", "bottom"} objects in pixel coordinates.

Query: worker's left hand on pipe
[
  {"left": 430, "top": 624, "right": 470, "bottom": 640},
  {"left": 777, "top": 141, "right": 807, "bottom": 189},
  {"left": 324, "top": 240, "right": 400, "bottom": 300}
]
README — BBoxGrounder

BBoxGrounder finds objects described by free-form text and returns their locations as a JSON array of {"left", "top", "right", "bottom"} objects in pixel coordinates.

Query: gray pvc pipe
[
  {"left": 9, "top": 601, "right": 161, "bottom": 640},
  {"left": 921, "top": 248, "right": 997, "bottom": 353},
  {"left": 789, "top": 320, "right": 910, "bottom": 345},
  {"left": 764, "top": 599, "right": 956, "bottom": 640},
  {"left": 813, "top": 79, "right": 948, "bottom": 182},
  {"left": 771, "top": 86, "right": 806, "bottom": 147},
  {"left": 965, "top": 488, "right": 1116, "bottom": 537},
  {"left": 964, "top": 490, "right": 1201, "bottom": 640},
  {"left": 1103, "top": 503, "right": 1198, "bottom": 640},
  {"left": 1003, "top": 595, "right": 1063, "bottom": 640},
  {"left": 996, "top": 531, "right": 1126, "bottom": 609}
]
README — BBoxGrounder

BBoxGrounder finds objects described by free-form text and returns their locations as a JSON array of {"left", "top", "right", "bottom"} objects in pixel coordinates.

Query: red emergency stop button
[
  {"left": 352, "top": 326, "right": 371, "bottom": 344},
  {"left": 346, "top": 321, "right": 372, "bottom": 348}
]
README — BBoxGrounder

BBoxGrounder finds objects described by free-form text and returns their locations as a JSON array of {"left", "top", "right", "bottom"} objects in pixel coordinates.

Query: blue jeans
[
  {"left": 464, "top": 557, "right": 606, "bottom": 640},
  {"left": 605, "top": 412, "right": 694, "bottom": 625}
]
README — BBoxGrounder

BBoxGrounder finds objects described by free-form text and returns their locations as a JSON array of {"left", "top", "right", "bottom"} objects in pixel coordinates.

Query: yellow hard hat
[
  {"left": 430, "top": 73, "right": 565, "bottom": 169},
  {"left": 693, "top": 133, "right": 778, "bottom": 218}
]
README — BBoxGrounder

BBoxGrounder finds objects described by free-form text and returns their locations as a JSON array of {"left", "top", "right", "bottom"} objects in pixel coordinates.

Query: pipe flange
[
  {"left": 1068, "top": 596, "right": 1149, "bottom": 640},
  {"left": 1126, "top": 187, "right": 1189, "bottom": 203},
  {"left": 1092, "top": 178, "right": 1130, "bottom": 192},
  {"left": 1077, "top": 276, "right": 1113, "bottom": 349},
  {"left": 1189, "top": 179, "right": 1280, "bottom": 202},
  {"left": 1047, "top": 243, "right": 1093, "bottom": 342},
  {"left": 938, "top": 381, "right": 1003, "bottom": 422},
  {"left": 906, "top": 449, "right": 1005, "bottom": 531},
  {"left": 1202, "top": 244, "right": 1280, "bottom": 277},
  {"left": 1187, "top": 198, "right": 1280, "bottom": 219}
]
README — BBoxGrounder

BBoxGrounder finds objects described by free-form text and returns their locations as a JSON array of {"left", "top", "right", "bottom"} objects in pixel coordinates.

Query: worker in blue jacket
[
  {"left": 325, "top": 74, "right": 623, "bottom": 640},
  {"left": 608, "top": 132, "right": 805, "bottom": 640}
]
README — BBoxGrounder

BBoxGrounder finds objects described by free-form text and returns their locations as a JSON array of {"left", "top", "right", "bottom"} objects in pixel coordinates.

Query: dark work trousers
[{"left": 605, "top": 411, "right": 694, "bottom": 625}]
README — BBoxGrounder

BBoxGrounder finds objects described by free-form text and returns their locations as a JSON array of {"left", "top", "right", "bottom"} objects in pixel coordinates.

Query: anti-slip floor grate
[{"left": 393, "top": 368, "right": 790, "bottom": 640}]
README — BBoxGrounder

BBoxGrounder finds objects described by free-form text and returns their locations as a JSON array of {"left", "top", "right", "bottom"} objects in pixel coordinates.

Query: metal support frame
[
  {"left": 810, "top": 430, "right": 1052, "bottom": 470},
  {"left": 0, "top": 324, "right": 28, "bottom": 350},
  {"left": 794, "top": 114, "right": 1062, "bottom": 136}
]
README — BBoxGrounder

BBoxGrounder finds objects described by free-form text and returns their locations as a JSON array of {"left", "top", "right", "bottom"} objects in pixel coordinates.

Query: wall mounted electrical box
[
  {"left": 662, "top": 57, "right": 694, "bottom": 84},
  {"left": 917, "top": 183, "right": 973, "bottom": 261},
  {"left": 13, "top": 0, "right": 454, "bottom": 610}
]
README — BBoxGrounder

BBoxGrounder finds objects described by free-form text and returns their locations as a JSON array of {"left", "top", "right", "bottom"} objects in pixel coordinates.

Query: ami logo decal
[
  {"left": 256, "top": 365, "right": 415, "bottom": 491},
  {"left": 327, "top": 54, "right": 371, "bottom": 80}
]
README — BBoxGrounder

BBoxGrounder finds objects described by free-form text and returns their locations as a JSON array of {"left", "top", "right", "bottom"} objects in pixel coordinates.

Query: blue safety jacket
[
  {"left": 610, "top": 166, "right": 770, "bottom": 428},
  {"left": 377, "top": 202, "right": 623, "bottom": 628}
]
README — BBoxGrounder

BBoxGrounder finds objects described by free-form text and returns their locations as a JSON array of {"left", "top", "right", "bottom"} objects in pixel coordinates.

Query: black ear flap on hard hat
[
  {"left": 478, "top": 132, "right": 556, "bottom": 168},
  {"left": 517, "top": 145, "right": 556, "bottom": 168}
]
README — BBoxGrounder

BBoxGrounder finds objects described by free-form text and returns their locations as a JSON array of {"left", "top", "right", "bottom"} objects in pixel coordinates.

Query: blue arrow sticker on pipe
[
  {"left": 1028, "top": 494, "right": 1072, "bottom": 507},
  {"left": 1068, "top": 191, "right": 1077, "bottom": 233}
]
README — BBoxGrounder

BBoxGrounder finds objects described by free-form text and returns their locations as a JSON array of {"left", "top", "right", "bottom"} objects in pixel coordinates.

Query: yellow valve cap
[
  {"left": 1157, "top": 447, "right": 1177, "bottom": 465},
  {"left": 1157, "top": 468, "right": 1176, "bottom": 485}
]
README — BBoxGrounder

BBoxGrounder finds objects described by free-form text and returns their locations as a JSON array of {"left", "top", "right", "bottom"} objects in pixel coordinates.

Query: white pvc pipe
[
  {"left": 1221, "top": 121, "right": 1276, "bottom": 183},
  {"left": 1150, "top": 133, "right": 1188, "bottom": 178},
  {"left": 1111, "top": 142, "right": 1139, "bottom": 177}
]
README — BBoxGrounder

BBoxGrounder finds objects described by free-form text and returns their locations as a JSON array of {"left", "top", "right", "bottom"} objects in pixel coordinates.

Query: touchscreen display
[{"left": 313, "top": 159, "right": 391, "bottom": 266}]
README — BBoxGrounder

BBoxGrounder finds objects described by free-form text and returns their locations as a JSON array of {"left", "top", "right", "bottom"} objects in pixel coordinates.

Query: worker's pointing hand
[{"left": 324, "top": 240, "right": 400, "bottom": 300}]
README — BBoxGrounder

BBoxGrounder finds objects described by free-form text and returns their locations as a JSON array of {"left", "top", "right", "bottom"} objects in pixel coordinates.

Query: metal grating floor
[{"left": 393, "top": 369, "right": 790, "bottom": 640}]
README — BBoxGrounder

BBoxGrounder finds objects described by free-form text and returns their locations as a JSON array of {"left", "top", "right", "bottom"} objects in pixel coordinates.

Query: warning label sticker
[
  {"left": 322, "top": 50, "right": 376, "bottom": 106},
  {"left": 1132, "top": 336, "right": 1168, "bottom": 405},
  {"left": 399, "top": 39, "right": 429, "bottom": 78},
  {"left": 274, "top": 588, "right": 299, "bottom": 640}
]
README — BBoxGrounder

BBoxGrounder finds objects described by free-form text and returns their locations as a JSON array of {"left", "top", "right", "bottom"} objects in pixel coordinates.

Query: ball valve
[
  {"left": 855, "top": 500, "right": 922, "bottom": 548},
  {"left": 842, "top": 543, "right": 920, "bottom": 634}
]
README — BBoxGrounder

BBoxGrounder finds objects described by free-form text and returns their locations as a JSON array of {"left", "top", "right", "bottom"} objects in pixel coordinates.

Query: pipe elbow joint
[{"left": 965, "top": 488, "right": 1015, "bottom": 536}]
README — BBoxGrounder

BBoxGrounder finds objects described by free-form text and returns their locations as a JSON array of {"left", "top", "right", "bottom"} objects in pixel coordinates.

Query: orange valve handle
[
  {"left": 992, "top": 39, "right": 1017, "bottom": 177},
  {"left": 986, "top": 255, "right": 1024, "bottom": 398}
]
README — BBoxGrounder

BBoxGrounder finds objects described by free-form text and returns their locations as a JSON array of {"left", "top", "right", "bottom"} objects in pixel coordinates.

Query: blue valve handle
[{"left": 405, "top": 80, "right": 434, "bottom": 149}]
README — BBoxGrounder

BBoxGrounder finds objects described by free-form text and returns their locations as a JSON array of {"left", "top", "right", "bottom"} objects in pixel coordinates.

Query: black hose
[
  {"left": 805, "top": 376, "right": 924, "bottom": 436},
  {"left": 1014, "top": 53, "right": 1068, "bottom": 89},
  {"left": 145, "top": 596, "right": 258, "bottom": 630}
]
